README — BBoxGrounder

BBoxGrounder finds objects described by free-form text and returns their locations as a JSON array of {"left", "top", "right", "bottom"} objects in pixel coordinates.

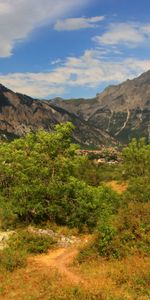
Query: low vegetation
[
  {"left": 0, "top": 123, "right": 149, "bottom": 299},
  {"left": 0, "top": 230, "right": 55, "bottom": 272},
  {"left": 77, "top": 138, "right": 150, "bottom": 261}
]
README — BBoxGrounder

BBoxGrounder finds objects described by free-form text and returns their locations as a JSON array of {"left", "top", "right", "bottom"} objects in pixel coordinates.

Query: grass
[
  {"left": 104, "top": 180, "right": 128, "bottom": 194},
  {"left": 0, "top": 247, "right": 27, "bottom": 272},
  {"left": 0, "top": 252, "right": 149, "bottom": 299},
  {"left": 0, "top": 229, "right": 56, "bottom": 272},
  {"left": 77, "top": 254, "right": 150, "bottom": 300},
  {"left": 0, "top": 176, "right": 149, "bottom": 299},
  {"left": 9, "top": 230, "right": 56, "bottom": 254}
]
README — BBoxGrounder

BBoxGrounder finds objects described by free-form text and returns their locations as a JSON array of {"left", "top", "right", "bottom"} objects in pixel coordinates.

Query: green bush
[
  {"left": 77, "top": 241, "right": 98, "bottom": 263},
  {"left": 122, "top": 138, "right": 150, "bottom": 178},
  {"left": 0, "top": 122, "right": 122, "bottom": 232},
  {"left": 0, "top": 123, "right": 81, "bottom": 225},
  {"left": 0, "top": 247, "right": 27, "bottom": 272},
  {"left": 124, "top": 176, "right": 150, "bottom": 203},
  {"left": 0, "top": 230, "right": 56, "bottom": 272},
  {"left": 8, "top": 230, "right": 56, "bottom": 254},
  {"left": 96, "top": 201, "right": 150, "bottom": 259},
  {"left": 97, "top": 224, "right": 118, "bottom": 258}
]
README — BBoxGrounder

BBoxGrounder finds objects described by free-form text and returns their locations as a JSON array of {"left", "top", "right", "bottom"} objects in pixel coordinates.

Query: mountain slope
[
  {"left": 0, "top": 84, "right": 113, "bottom": 146},
  {"left": 1, "top": 70, "right": 150, "bottom": 145},
  {"left": 54, "top": 70, "right": 150, "bottom": 143}
]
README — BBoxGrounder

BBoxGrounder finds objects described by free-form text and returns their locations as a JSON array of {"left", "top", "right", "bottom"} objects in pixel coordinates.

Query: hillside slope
[
  {"left": 1, "top": 70, "right": 150, "bottom": 145},
  {"left": 0, "top": 84, "right": 112, "bottom": 146},
  {"left": 54, "top": 70, "right": 150, "bottom": 143}
]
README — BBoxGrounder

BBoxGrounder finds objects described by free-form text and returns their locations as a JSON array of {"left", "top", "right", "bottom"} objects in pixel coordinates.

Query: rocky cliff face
[
  {"left": 0, "top": 70, "right": 150, "bottom": 145},
  {"left": 54, "top": 70, "right": 150, "bottom": 143},
  {"left": 0, "top": 84, "right": 113, "bottom": 146}
]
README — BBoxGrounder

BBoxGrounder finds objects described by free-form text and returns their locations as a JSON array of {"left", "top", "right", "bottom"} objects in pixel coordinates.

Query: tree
[
  {"left": 122, "top": 138, "right": 150, "bottom": 178},
  {"left": 0, "top": 122, "right": 122, "bottom": 231},
  {"left": 0, "top": 123, "right": 81, "bottom": 224}
]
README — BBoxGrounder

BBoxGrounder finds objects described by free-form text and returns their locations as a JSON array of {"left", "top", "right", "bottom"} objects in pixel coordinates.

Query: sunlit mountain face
[{"left": 1, "top": 70, "right": 150, "bottom": 145}]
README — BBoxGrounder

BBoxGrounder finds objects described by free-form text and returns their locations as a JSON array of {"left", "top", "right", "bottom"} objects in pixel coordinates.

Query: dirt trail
[{"left": 32, "top": 238, "right": 89, "bottom": 285}]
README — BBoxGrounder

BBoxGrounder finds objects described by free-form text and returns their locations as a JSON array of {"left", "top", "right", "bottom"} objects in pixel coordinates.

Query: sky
[{"left": 0, "top": 0, "right": 150, "bottom": 99}]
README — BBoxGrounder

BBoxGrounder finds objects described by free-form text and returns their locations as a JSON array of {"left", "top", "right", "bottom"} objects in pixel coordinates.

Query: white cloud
[
  {"left": 0, "top": 72, "right": 65, "bottom": 98},
  {"left": 1, "top": 50, "right": 150, "bottom": 98},
  {"left": 51, "top": 59, "right": 62, "bottom": 65},
  {"left": 54, "top": 16, "right": 105, "bottom": 31},
  {"left": 0, "top": 3, "right": 11, "bottom": 14},
  {"left": 60, "top": 50, "right": 150, "bottom": 86},
  {"left": 0, "top": 0, "right": 88, "bottom": 57},
  {"left": 141, "top": 24, "right": 150, "bottom": 35},
  {"left": 93, "top": 22, "right": 150, "bottom": 47}
]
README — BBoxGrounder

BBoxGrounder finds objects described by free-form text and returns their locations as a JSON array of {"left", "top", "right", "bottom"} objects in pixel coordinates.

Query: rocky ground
[
  {"left": 0, "top": 231, "right": 15, "bottom": 250},
  {"left": 0, "top": 227, "right": 81, "bottom": 250}
]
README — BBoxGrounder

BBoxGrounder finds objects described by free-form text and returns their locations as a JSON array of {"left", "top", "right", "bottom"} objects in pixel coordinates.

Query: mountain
[
  {"left": 54, "top": 70, "right": 150, "bottom": 143},
  {"left": 0, "top": 70, "right": 150, "bottom": 145},
  {"left": 0, "top": 84, "right": 112, "bottom": 146}
]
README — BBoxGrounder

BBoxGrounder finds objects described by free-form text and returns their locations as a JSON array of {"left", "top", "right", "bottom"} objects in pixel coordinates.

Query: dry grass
[
  {"left": 78, "top": 255, "right": 150, "bottom": 300},
  {"left": 0, "top": 250, "right": 149, "bottom": 300},
  {"left": 105, "top": 180, "right": 128, "bottom": 194}
]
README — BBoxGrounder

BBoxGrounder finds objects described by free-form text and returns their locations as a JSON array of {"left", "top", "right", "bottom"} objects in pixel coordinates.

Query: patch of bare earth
[
  {"left": 106, "top": 180, "right": 128, "bottom": 194},
  {"left": 30, "top": 236, "right": 91, "bottom": 285},
  {"left": 0, "top": 235, "right": 149, "bottom": 300},
  {"left": 32, "top": 247, "right": 82, "bottom": 285}
]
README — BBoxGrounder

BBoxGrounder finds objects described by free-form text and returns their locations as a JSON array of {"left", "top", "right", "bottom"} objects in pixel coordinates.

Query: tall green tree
[
  {"left": 0, "top": 122, "right": 121, "bottom": 230},
  {"left": 0, "top": 123, "right": 80, "bottom": 223}
]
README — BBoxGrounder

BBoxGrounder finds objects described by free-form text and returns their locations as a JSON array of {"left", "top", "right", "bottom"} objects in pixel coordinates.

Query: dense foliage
[
  {"left": 0, "top": 122, "right": 120, "bottom": 231},
  {"left": 0, "top": 125, "right": 150, "bottom": 261},
  {"left": 78, "top": 138, "right": 150, "bottom": 260},
  {"left": 122, "top": 138, "right": 150, "bottom": 203},
  {"left": 95, "top": 139, "right": 150, "bottom": 258}
]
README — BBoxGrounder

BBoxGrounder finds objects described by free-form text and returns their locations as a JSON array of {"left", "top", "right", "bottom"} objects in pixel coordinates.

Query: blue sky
[{"left": 0, "top": 0, "right": 150, "bottom": 98}]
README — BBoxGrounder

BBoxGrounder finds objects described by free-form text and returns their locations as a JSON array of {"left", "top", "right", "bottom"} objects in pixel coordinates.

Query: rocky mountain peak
[{"left": 0, "top": 70, "right": 150, "bottom": 145}]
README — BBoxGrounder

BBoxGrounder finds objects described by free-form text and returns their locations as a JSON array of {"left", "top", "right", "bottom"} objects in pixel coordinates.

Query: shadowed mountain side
[{"left": 0, "top": 84, "right": 113, "bottom": 146}]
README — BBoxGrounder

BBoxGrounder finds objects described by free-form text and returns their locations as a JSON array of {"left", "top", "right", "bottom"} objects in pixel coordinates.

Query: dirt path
[{"left": 32, "top": 238, "right": 89, "bottom": 285}]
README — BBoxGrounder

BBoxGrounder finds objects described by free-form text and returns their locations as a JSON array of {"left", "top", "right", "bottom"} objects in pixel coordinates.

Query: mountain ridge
[
  {"left": 0, "top": 70, "right": 150, "bottom": 145},
  {"left": 0, "top": 83, "right": 113, "bottom": 146},
  {"left": 53, "top": 70, "right": 150, "bottom": 143}
]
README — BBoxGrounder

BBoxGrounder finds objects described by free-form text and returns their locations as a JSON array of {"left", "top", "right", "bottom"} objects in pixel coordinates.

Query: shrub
[
  {"left": 8, "top": 230, "right": 56, "bottom": 254},
  {"left": 122, "top": 138, "right": 150, "bottom": 178},
  {"left": 0, "top": 247, "right": 27, "bottom": 272},
  {"left": 96, "top": 201, "right": 150, "bottom": 259},
  {"left": 97, "top": 224, "right": 118, "bottom": 258},
  {"left": 77, "top": 241, "right": 98, "bottom": 263},
  {"left": 124, "top": 176, "right": 150, "bottom": 203},
  {"left": 0, "top": 230, "right": 56, "bottom": 272}
]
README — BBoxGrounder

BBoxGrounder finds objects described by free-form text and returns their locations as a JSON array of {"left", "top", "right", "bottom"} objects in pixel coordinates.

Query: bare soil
[{"left": 31, "top": 236, "right": 90, "bottom": 285}]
